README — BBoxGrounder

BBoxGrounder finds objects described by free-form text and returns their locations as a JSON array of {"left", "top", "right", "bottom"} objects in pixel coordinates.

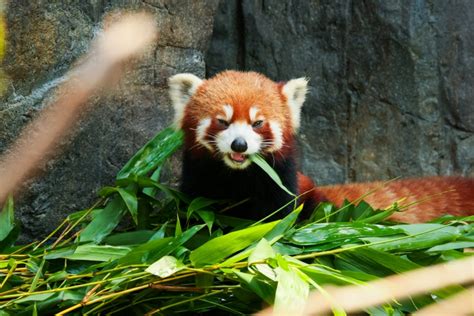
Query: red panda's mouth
[{"left": 229, "top": 153, "right": 247, "bottom": 163}]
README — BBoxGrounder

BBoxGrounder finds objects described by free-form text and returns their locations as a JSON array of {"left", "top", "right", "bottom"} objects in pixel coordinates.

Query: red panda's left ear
[
  {"left": 168, "top": 73, "right": 203, "bottom": 128},
  {"left": 281, "top": 77, "right": 309, "bottom": 131}
]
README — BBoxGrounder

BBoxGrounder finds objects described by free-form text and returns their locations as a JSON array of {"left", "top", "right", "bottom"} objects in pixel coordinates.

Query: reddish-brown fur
[
  {"left": 181, "top": 71, "right": 295, "bottom": 159},
  {"left": 299, "top": 175, "right": 474, "bottom": 222}
]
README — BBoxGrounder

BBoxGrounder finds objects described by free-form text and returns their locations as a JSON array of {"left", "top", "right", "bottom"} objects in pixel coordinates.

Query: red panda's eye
[
  {"left": 217, "top": 118, "right": 230, "bottom": 127},
  {"left": 252, "top": 120, "right": 264, "bottom": 128}
]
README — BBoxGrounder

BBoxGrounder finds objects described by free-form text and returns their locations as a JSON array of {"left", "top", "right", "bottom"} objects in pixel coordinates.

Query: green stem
[{"left": 144, "top": 290, "right": 224, "bottom": 315}]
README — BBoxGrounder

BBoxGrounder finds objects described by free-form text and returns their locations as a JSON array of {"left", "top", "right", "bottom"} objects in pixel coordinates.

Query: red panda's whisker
[{"left": 189, "top": 143, "right": 205, "bottom": 151}]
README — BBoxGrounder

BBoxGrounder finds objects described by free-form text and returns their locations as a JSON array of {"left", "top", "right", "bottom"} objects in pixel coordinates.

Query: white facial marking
[
  {"left": 195, "top": 118, "right": 212, "bottom": 150},
  {"left": 249, "top": 106, "right": 259, "bottom": 121},
  {"left": 223, "top": 104, "right": 233, "bottom": 121},
  {"left": 217, "top": 122, "right": 261, "bottom": 154},
  {"left": 216, "top": 122, "right": 262, "bottom": 169},
  {"left": 268, "top": 121, "right": 283, "bottom": 152}
]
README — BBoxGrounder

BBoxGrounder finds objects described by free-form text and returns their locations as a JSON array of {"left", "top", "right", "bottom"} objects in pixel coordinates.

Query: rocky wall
[
  {"left": 0, "top": 0, "right": 218, "bottom": 241},
  {"left": 206, "top": 0, "right": 474, "bottom": 185}
]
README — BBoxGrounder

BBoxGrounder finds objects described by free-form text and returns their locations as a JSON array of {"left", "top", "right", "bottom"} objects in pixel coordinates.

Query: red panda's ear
[
  {"left": 168, "top": 73, "right": 203, "bottom": 128},
  {"left": 281, "top": 77, "right": 309, "bottom": 131}
]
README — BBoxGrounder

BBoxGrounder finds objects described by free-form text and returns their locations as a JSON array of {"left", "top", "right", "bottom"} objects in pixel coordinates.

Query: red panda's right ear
[
  {"left": 168, "top": 73, "right": 203, "bottom": 128},
  {"left": 281, "top": 77, "right": 309, "bottom": 131}
]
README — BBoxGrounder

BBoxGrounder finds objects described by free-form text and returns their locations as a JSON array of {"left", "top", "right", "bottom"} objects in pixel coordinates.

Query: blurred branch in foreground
[
  {"left": 258, "top": 256, "right": 474, "bottom": 315},
  {"left": 0, "top": 12, "right": 157, "bottom": 204}
]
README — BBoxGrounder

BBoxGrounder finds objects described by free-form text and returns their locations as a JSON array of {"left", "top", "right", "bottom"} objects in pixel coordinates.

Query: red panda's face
[{"left": 169, "top": 71, "right": 308, "bottom": 170}]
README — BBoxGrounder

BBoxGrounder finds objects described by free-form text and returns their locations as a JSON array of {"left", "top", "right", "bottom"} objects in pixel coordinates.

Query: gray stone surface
[
  {"left": 206, "top": 0, "right": 474, "bottom": 185},
  {"left": 1, "top": 1, "right": 218, "bottom": 241}
]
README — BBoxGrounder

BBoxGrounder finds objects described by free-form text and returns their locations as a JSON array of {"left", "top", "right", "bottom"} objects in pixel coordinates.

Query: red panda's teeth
[{"left": 230, "top": 153, "right": 247, "bottom": 162}]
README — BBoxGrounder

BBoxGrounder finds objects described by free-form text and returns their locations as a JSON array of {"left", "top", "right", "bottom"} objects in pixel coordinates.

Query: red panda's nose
[{"left": 231, "top": 137, "right": 248, "bottom": 153}]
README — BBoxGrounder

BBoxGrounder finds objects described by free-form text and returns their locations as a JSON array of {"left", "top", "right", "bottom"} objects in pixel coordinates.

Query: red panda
[{"left": 168, "top": 70, "right": 474, "bottom": 222}]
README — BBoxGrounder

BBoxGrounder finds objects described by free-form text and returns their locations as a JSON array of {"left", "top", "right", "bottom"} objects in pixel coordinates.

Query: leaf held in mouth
[{"left": 250, "top": 154, "right": 296, "bottom": 196}]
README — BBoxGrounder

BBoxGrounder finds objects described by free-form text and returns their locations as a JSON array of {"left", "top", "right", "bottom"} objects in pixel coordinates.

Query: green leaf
[
  {"left": 288, "top": 222, "right": 403, "bottom": 246},
  {"left": 351, "top": 200, "right": 374, "bottom": 220},
  {"left": 104, "top": 230, "right": 156, "bottom": 246},
  {"left": 272, "top": 242, "right": 303, "bottom": 255},
  {"left": 117, "top": 177, "right": 185, "bottom": 201},
  {"left": 45, "top": 271, "right": 69, "bottom": 283},
  {"left": 368, "top": 224, "right": 464, "bottom": 252},
  {"left": 116, "top": 188, "right": 138, "bottom": 224},
  {"left": 249, "top": 239, "right": 275, "bottom": 264},
  {"left": 358, "top": 208, "right": 397, "bottom": 224},
  {"left": 233, "top": 270, "right": 275, "bottom": 304},
  {"left": 296, "top": 269, "right": 347, "bottom": 316},
  {"left": 196, "top": 273, "right": 214, "bottom": 288},
  {"left": 43, "top": 246, "right": 77, "bottom": 260},
  {"left": 98, "top": 187, "right": 138, "bottom": 224},
  {"left": 117, "top": 127, "right": 183, "bottom": 179},
  {"left": 309, "top": 202, "right": 334, "bottom": 223},
  {"left": 79, "top": 196, "right": 127, "bottom": 244},
  {"left": 263, "top": 204, "right": 302, "bottom": 241},
  {"left": 29, "top": 258, "right": 45, "bottom": 292},
  {"left": 175, "top": 214, "right": 182, "bottom": 236},
  {"left": 119, "top": 225, "right": 204, "bottom": 265},
  {"left": 219, "top": 208, "right": 300, "bottom": 267},
  {"left": 142, "top": 166, "right": 162, "bottom": 197},
  {"left": 250, "top": 154, "right": 295, "bottom": 196},
  {"left": 149, "top": 222, "right": 168, "bottom": 241},
  {"left": 146, "top": 255, "right": 185, "bottom": 278},
  {"left": 61, "top": 244, "right": 131, "bottom": 261},
  {"left": 118, "top": 237, "right": 173, "bottom": 265},
  {"left": 274, "top": 266, "right": 309, "bottom": 315},
  {"left": 249, "top": 239, "right": 277, "bottom": 280},
  {"left": 0, "top": 195, "right": 15, "bottom": 241},
  {"left": 15, "top": 293, "right": 56, "bottom": 303},
  {"left": 427, "top": 241, "right": 474, "bottom": 252},
  {"left": 345, "top": 247, "right": 420, "bottom": 274},
  {"left": 196, "top": 210, "right": 215, "bottom": 234},
  {"left": 300, "top": 265, "right": 366, "bottom": 286},
  {"left": 190, "top": 221, "right": 279, "bottom": 267},
  {"left": 187, "top": 197, "right": 218, "bottom": 220}
]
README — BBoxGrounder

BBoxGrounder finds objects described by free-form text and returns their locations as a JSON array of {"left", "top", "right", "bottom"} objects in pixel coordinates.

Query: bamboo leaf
[
  {"left": 274, "top": 266, "right": 309, "bottom": 315},
  {"left": 0, "top": 195, "right": 15, "bottom": 241},
  {"left": 249, "top": 239, "right": 275, "bottom": 264},
  {"left": 233, "top": 270, "right": 275, "bottom": 304},
  {"left": 187, "top": 197, "right": 218, "bottom": 220},
  {"left": 119, "top": 225, "right": 204, "bottom": 265},
  {"left": 116, "top": 188, "right": 138, "bottom": 225},
  {"left": 288, "top": 222, "right": 404, "bottom": 246},
  {"left": 368, "top": 224, "right": 465, "bottom": 252},
  {"left": 190, "top": 221, "right": 278, "bottom": 267},
  {"left": 249, "top": 154, "right": 295, "bottom": 196},
  {"left": 219, "top": 208, "right": 301, "bottom": 267},
  {"left": 104, "top": 230, "right": 156, "bottom": 246},
  {"left": 196, "top": 210, "right": 215, "bottom": 234},
  {"left": 79, "top": 196, "right": 127, "bottom": 244},
  {"left": 61, "top": 244, "right": 131, "bottom": 262},
  {"left": 98, "top": 187, "right": 138, "bottom": 224},
  {"left": 427, "top": 241, "right": 474, "bottom": 252},
  {"left": 117, "top": 127, "right": 183, "bottom": 179},
  {"left": 146, "top": 256, "right": 185, "bottom": 278}
]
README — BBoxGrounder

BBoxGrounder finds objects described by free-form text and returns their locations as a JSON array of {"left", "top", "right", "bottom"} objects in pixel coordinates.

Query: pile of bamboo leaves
[{"left": 0, "top": 128, "right": 473, "bottom": 315}]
